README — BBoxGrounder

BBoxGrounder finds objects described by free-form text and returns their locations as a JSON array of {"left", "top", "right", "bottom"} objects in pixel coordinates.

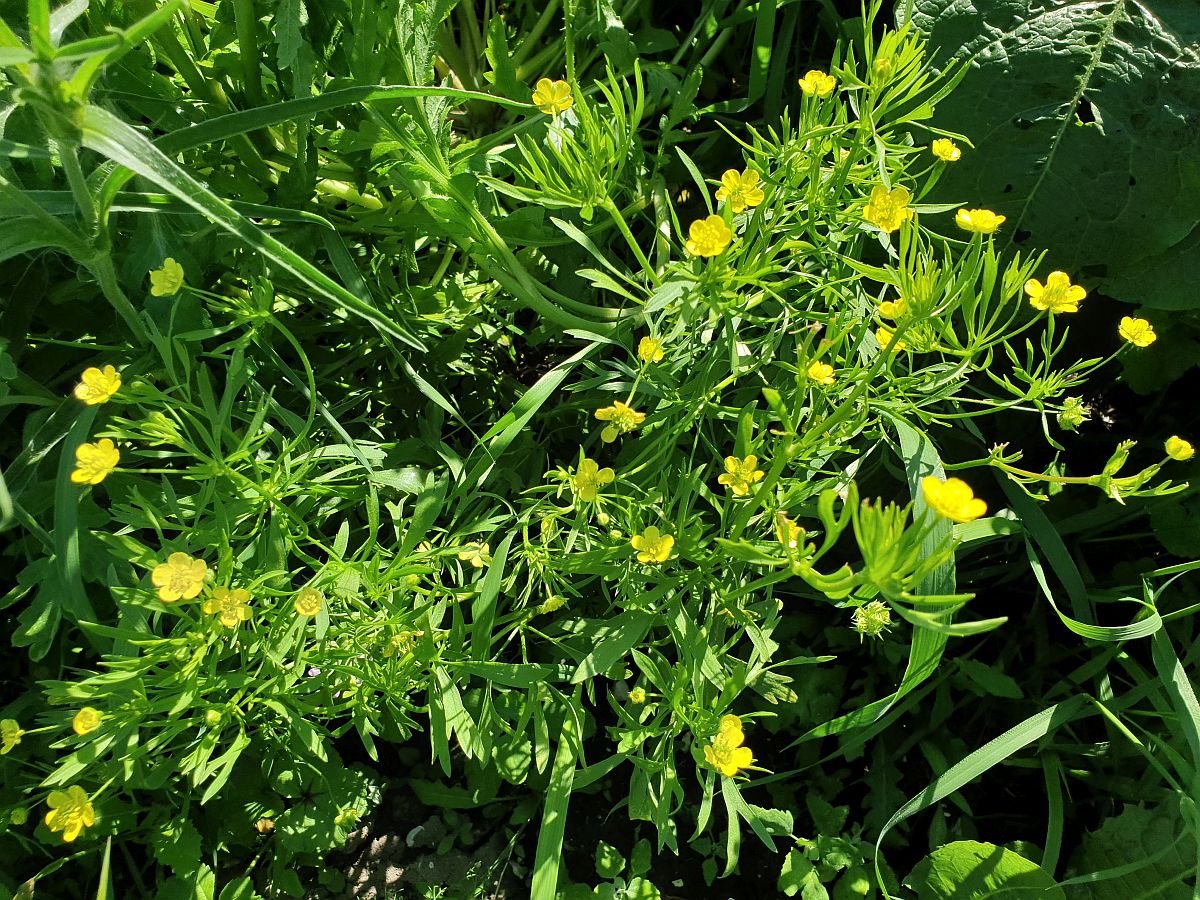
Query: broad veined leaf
[
  {"left": 907, "top": 841, "right": 1065, "bottom": 899},
  {"left": 904, "top": 0, "right": 1200, "bottom": 307}
]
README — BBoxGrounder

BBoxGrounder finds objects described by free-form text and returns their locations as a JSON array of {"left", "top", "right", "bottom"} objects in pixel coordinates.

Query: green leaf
[
  {"left": 1062, "top": 802, "right": 1195, "bottom": 899},
  {"left": 150, "top": 819, "right": 202, "bottom": 876},
  {"left": 595, "top": 841, "right": 626, "bottom": 879},
  {"left": 907, "top": 841, "right": 1065, "bottom": 899},
  {"left": 530, "top": 697, "right": 581, "bottom": 900},
  {"left": 906, "top": 0, "right": 1200, "bottom": 307}
]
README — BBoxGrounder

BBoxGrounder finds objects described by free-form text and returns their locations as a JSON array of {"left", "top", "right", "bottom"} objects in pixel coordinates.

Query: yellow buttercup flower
[
  {"left": 1, "top": 719, "right": 24, "bottom": 754},
  {"left": 1165, "top": 436, "right": 1194, "bottom": 461},
  {"left": 797, "top": 69, "right": 837, "bottom": 97},
  {"left": 714, "top": 169, "right": 766, "bottom": 213},
  {"left": 637, "top": 337, "right": 665, "bottom": 364},
  {"left": 863, "top": 185, "right": 913, "bottom": 233},
  {"left": 878, "top": 297, "right": 907, "bottom": 319},
  {"left": 149, "top": 258, "right": 185, "bottom": 296},
  {"left": 595, "top": 400, "right": 646, "bottom": 442},
  {"left": 703, "top": 714, "right": 754, "bottom": 777},
  {"left": 294, "top": 586, "right": 324, "bottom": 617},
  {"left": 807, "top": 361, "right": 835, "bottom": 386},
  {"left": 718, "top": 455, "right": 765, "bottom": 497},
  {"left": 572, "top": 457, "right": 615, "bottom": 502},
  {"left": 531, "top": 78, "right": 573, "bottom": 115},
  {"left": 1118, "top": 316, "right": 1156, "bottom": 348},
  {"left": 921, "top": 476, "right": 987, "bottom": 523},
  {"left": 151, "top": 552, "right": 208, "bottom": 603},
  {"left": 44, "top": 785, "right": 95, "bottom": 843},
  {"left": 72, "top": 707, "right": 102, "bottom": 736},
  {"left": 457, "top": 542, "right": 491, "bottom": 569},
  {"left": 629, "top": 687, "right": 647, "bottom": 704},
  {"left": 931, "top": 139, "right": 961, "bottom": 162},
  {"left": 955, "top": 208, "right": 1006, "bottom": 234},
  {"left": 876, "top": 327, "right": 906, "bottom": 352},
  {"left": 70, "top": 438, "right": 119, "bottom": 485},
  {"left": 203, "top": 586, "right": 252, "bottom": 628},
  {"left": 631, "top": 526, "right": 673, "bottom": 564},
  {"left": 1025, "top": 271, "right": 1086, "bottom": 314},
  {"left": 73, "top": 365, "right": 122, "bottom": 406},
  {"left": 684, "top": 214, "right": 733, "bottom": 257}
]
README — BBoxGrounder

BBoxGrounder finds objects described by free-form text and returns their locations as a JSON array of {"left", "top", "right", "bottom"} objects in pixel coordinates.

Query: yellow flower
[
  {"left": 774, "top": 513, "right": 805, "bottom": 552},
  {"left": 631, "top": 526, "right": 674, "bottom": 564},
  {"left": 1025, "top": 271, "right": 1086, "bottom": 314},
  {"left": 797, "top": 69, "right": 837, "bottom": 97},
  {"left": 203, "top": 586, "right": 252, "bottom": 628},
  {"left": 637, "top": 337, "right": 665, "bottom": 364},
  {"left": 703, "top": 714, "right": 754, "bottom": 777},
  {"left": 931, "top": 139, "right": 961, "bottom": 162},
  {"left": 921, "top": 476, "right": 987, "bottom": 523},
  {"left": 1118, "top": 316, "right": 1156, "bottom": 348},
  {"left": 531, "top": 78, "right": 573, "bottom": 115},
  {"left": 293, "top": 586, "right": 324, "bottom": 617},
  {"left": 955, "top": 208, "right": 1006, "bottom": 234},
  {"left": 684, "top": 214, "right": 733, "bottom": 257},
  {"left": 876, "top": 327, "right": 906, "bottom": 352},
  {"left": 878, "top": 296, "right": 907, "bottom": 319},
  {"left": 1165, "top": 436, "right": 1195, "bottom": 461},
  {"left": 149, "top": 258, "right": 185, "bottom": 296},
  {"left": 151, "top": 552, "right": 208, "bottom": 603},
  {"left": 70, "top": 438, "right": 120, "bottom": 485},
  {"left": 807, "top": 361, "right": 835, "bottom": 386},
  {"left": 72, "top": 365, "right": 121, "bottom": 406},
  {"left": 595, "top": 400, "right": 646, "bottom": 443},
  {"left": 718, "top": 455, "right": 765, "bottom": 497},
  {"left": 44, "top": 785, "right": 94, "bottom": 843},
  {"left": 863, "top": 184, "right": 913, "bottom": 233},
  {"left": 572, "top": 457, "right": 615, "bottom": 502},
  {"left": 457, "top": 542, "right": 491, "bottom": 569},
  {"left": 1, "top": 719, "right": 24, "bottom": 754},
  {"left": 714, "top": 169, "right": 766, "bottom": 213},
  {"left": 71, "top": 707, "right": 102, "bottom": 736},
  {"left": 629, "top": 688, "right": 647, "bottom": 705}
]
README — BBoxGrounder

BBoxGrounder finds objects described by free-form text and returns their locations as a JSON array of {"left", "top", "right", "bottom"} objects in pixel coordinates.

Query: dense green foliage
[{"left": 1, "top": 1, "right": 1197, "bottom": 898}]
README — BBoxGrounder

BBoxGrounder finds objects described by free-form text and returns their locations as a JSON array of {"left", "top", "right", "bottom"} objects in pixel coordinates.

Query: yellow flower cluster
[
  {"left": 149, "top": 258, "right": 185, "bottom": 296},
  {"left": 595, "top": 400, "right": 646, "bottom": 443},
  {"left": 718, "top": 455, "right": 765, "bottom": 497},
  {"left": 807, "top": 360, "right": 835, "bottom": 387},
  {"left": 572, "top": 457, "right": 615, "bottom": 502},
  {"left": 684, "top": 214, "right": 733, "bottom": 257},
  {"left": 703, "top": 714, "right": 754, "bottom": 777},
  {"left": 44, "top": 785, "right": 95, "bottom": 842},
  {"left": 73, "top": 365, "right": 121, "bottom": 405},
  {"left": 931, "top": 139, "right": 961, "bottom": 162},
  {"left": 955, "top": 208, "right": 1006, "bottom": 234},
  {"left": 294, "top": 586, "right": 324, "bottom": 618},
  {"left": 630, "top": 526, "right": 673, "bottom": 564},
  {"left": 1165, "top": 436, "right": 1194, "bottom": 461},
  {"left": 863, "top": 185, "right": 913, "bottom": 233},
  {"left": 714, "top": 168, "right": 765, "bottom": 213},
  {"left": 71, "top": 439, "right": 120, "bottom": 485},
  {"left": 1026, "top": 271, "right": 1086, "bottom": 314},
  {"left": 1118, "top": 316, "right": 1156, "bottom": 347},
  {"left": 876, "top": 327, "right": 906, "bottom": 352},
  {"left": 922, "top": 476, "right": 986, "bottom": 523},
  {"left": 798, "top": 69, "right": 837, "bottom": 97},
  {"left": 203, "top": 586, "right": 252, "bottom": 628},
  {"left": 458, "top": 542, "right": 491, "bottom": 569},
  {"left": 1, "top": 719, "right": 24, "bottom": 754},
  {"left": 637, "top": 336, "right": 665, "bottom": 364},
  {"left": 152, "top": 552, "right": 209, "bottom": 602},
  {"left": 531, "top": 78, "right": 573, "bottom": 115},
  {"left": 72, "top": 707, "right": 102, "bottom": 736}
]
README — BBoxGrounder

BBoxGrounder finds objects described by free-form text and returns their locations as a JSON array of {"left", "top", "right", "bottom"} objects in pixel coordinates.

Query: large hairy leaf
[
  {"left": 902, "top": 0, "right": 1200, "bottom": 308},
  {"left": 1064, "top": 802, "right": 1195, "bottom": 899},
  {"left": 907, "top": 841, "right": 1065, "bottom": 899}
]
